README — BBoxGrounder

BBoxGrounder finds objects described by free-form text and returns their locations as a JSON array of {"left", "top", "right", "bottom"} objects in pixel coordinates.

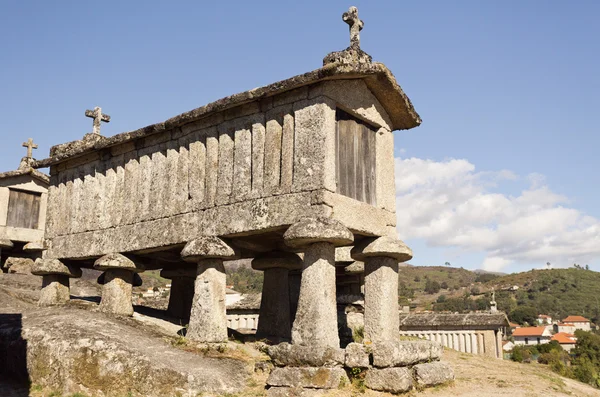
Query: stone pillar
[
  {"left": 351, "top": 236, "right": 413, "bottom": 344},
  {"left": 94, "top": 253, "right": 145, "bottom": 316},
  {"left": 495, "top": 329, "right": 503, "bottom": 359},
  {"left": 31, "top": 258, "right": 82, "bottom": 306},
  {"left": 288, "top": 270, "right": 302, "bottom": 323},
  {"left": 181, "top": 237, "right": 237, "bottom": 343},
  {"left": 283, "top": 217, "right": 353, "bottom": 348},
  {"left": 252, "top": 251, "right": 302, "bottom": 342},
  {"left": 160, "top": 266, "right": 196, "bottom": 321}
]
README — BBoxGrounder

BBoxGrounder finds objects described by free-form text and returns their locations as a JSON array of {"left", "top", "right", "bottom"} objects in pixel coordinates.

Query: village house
[
  {"left": 0, "top": 139, "right": 48, "bottom": 271},
  {"left": 562, "top": 315, "right": 591, "bottom": 331},
  {"left": 554, "top": 322, "right": 577, "bottom": 334},
  {"left": 537, "top": 314, "right": 552, "bottom": 325},
  {"left": 512, "top": 326, "right": 553, "bottom": 346},
  {"left": 551, "top": 332, "right": 577, "bottom": 352}
]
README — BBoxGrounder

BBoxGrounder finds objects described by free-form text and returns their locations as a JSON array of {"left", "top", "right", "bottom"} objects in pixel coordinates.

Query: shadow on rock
[{"left": 0, "top": 313, "right": 30, "bottom": 396}]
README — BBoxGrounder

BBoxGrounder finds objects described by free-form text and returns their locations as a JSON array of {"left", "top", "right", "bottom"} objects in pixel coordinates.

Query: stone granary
[
  {"left": 398, "top": 312, "right": 510, "bottom": 359},
  {"left": 0, "top": 139, "right": 48, "bottom": 271},
  {"left": 34, "top": 6, "right": 453, "bottom": 394}
]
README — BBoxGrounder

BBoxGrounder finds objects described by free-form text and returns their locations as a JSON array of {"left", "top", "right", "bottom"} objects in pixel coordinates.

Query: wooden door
[
  {"left": 336, "top": 109, "right": 377, "bottom": 206},
  {"left": 6, "top": 189, "right": 41, "bottom": 229}
]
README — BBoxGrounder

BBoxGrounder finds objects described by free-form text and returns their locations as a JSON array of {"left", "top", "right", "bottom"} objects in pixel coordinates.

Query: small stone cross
[
  {"left": 85, "top": 106, "right": 111, "bottom": 135},
  {"left": 343, "top": 6, "right": 364, "bottom": 49},
  {"left": 22, "top": 138, "right": 38, "bottom": 159}
]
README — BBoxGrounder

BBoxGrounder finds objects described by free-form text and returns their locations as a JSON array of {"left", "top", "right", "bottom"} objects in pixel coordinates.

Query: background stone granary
[
  {"left": 34, "top": 62, "right": 420, "bottom": 267},
  {"left": 0, "top": 142, "right": 48, "bottom": 267}
]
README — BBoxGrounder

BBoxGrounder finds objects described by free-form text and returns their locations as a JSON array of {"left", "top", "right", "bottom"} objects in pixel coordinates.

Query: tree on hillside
[
  {"left": 424, "top": 280, "right": 441, "bottom": 294},
  {"left": 441, "top": 281, "right": 449, "bottom": 290},
  {"left": 509, "top": 306, "right": 538, "bottom": 325},
  {"left": 444, "top": 261, "right": 451, "bottom": 267}
]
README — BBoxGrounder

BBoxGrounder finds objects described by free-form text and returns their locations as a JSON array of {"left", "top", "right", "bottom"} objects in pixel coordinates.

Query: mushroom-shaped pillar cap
[
  {"left": 23, "top": 241, "right": 45, "bottom": 252},
  {"left": 97, "top": 271, "right": 143, "bottom": 287},
  {"left": 160, "top": 266, "right": 197, "bottom": 279},
  {"left": 251, "top": 251, "right": 303, "bottom": 271},
  {"left": 351, "top": 236, "right": 413, "bottom": 262},
  {"left": 181, "top": 237, "right": 237, "bottom": 262},
  {"left": 283, "top": 217, "right": 354, "bottom": 249},
  {"left": 93, "top": 253, "right": 145, "bottom": 273},
  {"left": 31, "top": 258, "right": 82, "bottom": 278},
  {"left": 345, "top": 261, "right": 365, "bottom": 274},
  {"left": 0, "top": 238, "right": 13, "bottom": 249}
]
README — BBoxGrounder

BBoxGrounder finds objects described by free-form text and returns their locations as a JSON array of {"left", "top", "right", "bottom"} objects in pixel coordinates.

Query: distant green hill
[{"left": 486, "top": 268, "right": 600, "bottom": 323}]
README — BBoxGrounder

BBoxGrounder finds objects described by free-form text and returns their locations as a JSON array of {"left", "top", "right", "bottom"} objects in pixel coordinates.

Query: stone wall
[{"left": 44, "top": 79, "right": 397, "bottom": 260}]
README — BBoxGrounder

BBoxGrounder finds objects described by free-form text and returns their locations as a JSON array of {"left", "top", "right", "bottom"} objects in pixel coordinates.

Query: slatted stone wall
[
  {"left": 46, "top": 102, "right": 309, "bottom": 238},
  {"left": 6, "top": 189, "right": 41, "bottom": 229}
]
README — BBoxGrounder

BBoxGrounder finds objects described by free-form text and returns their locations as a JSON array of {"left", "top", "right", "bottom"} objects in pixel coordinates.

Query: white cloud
[{"left": 395, "top": 157, "right": 600, "bottom": 271}]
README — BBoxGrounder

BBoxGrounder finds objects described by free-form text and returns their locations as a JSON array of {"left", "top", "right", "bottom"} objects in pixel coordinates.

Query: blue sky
[{"left": 1, "top": 1, "right": 598, "bottom": 273}]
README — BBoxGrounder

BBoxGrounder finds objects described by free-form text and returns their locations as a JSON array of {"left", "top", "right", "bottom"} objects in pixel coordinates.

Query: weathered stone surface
[
  {"left": 39, "top": 274, "right": 70, "bottom": 306},
  {"left": 3, "top": 257, "right": 33, "bottom": 275},
  {"left": 98, "top": 269, "right": 135, "bottom": 316},
  {"left": 363, "top": 256, "right": 399, "bottom": 344},
  {"left": 351, "top": 236, "right": 413, "bottom": 262},
  {"left": 372, "top": 340, "right": 442, "bottom": 368},
  {"left": 32, "top": 258, "right": 81, "bottom": 278},
  {"left": 267, "top": 387, "right": 329, "bottom": 397},
  {"left": 0, "top": 238, "right": 13, "bottom": 248},
  {"left": 291, "top": 242, "right": 339, "bottom": 348},
  {"left": 0, "top": 298, "right": 251, "bottom": 397},
  {"left": 268, "top": 343, "right": 344, "bottom": 367},
  {"left": 97, "top": 271, "right": 142, "bottom": 287},
  {"left": 23, "top": 241, "right": 45, "bottom": 252},
  {"left": 94, "top": 253, "right": 144, "bottom": 272},
  {"left": 344, "top": 342, "right": 369, "bottom": 368},
  {"left": 187, "top": 259, "right": 227, "bottom": 342},
  {"left": 364, "top": 367, "right": 413, "bottom": 394},
  {"left": 252, "top": 251, "right": 302, "bottom": 271},
  {"left": 267, "top": 367, "right": 349, "bottom": 389},
  {"left": 334, "top": 246, "right": 353, "bottom": 262},
  {"left": 344, "top": 261, "right": 364, "bottom": 274},
  {"left": 284, "top": 217, "right": 353, "bottom": 249},
  {"left": 181, "top": 236, "right": 237, "bottom": 261},
  {"left": 414, "top": 362, "right": 455, "bottom": 386}
]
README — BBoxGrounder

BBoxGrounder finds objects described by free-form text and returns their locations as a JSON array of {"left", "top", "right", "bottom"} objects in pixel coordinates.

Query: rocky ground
[{"left": 1, "top": 272, "right": 598, "bottom": 397}]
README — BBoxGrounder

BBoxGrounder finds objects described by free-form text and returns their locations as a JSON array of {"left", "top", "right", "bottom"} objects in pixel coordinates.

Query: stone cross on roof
[
  {"left": 343, "top": 6, "right": 364, "bottom": 49},
  {"left": 22, "top": 138, "right": 38, "bottom": 159},
  {"left": 85, "top": 106, "right": 111, "bottom": 135}
]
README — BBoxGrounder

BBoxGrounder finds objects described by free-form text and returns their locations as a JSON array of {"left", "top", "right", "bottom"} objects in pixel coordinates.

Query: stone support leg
[
  {"left": 291, "top": 242, "right": 339, "bottom": 348},
  {"left": 288, "top": 271, "right": 301, "bottom": 323},
  {"left": 257, "top": 268, "right": 291, "bottom": 340},
  {"left": 352, "top": 236, "right": 412, "bottom": 344},
  {"left": 364, "top": 257, "right": 399, "bottom": 344},
  {"left": 187, "top": 259, "right": 228, "bottom": 342},
  {"left": 39, "top": 274, "right": 70, "bottom": 306},
  {"left": 167, "top": 276, "right": 195, "bottom": 321},
  {"left": 99, "top": 269, "right": 135, "bottom": 316}
]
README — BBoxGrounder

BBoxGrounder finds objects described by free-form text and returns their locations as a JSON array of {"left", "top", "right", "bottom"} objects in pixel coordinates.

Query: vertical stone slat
[
  {"left": 122, "top": 152, "right": 140, "bottom": 226},
  {"left": 264, "top": 110, "right": 282, "bottom": 194},
  {"left": 188, "top": 130, "right": 206, "bottom": 209},
  {"left": 63, "top": 168, "right": 76, "bottom": 234},
  {"left": 216, "top": 127, "right": 234, "bottom": 205},
  {"left": 149, "top": 146, "right": 167, "bottom": 220},
  {"left": 109, "top": 155, "right": 125, "bottom": 227},
  {"left": 100, "top": 158, "right": 116, "bottom": 230},
  {"left": 251, "top": 120, "right": 265, "bottom": 198},
  {"left": 45, "top": 176, "right": 58, "bottom": 237},
  {"left": 205, "top": 127, "right": 219, "bottom": 207},
  {"left": 165, "top": 140, "right": 181, "bottom": 216},
  {"left": 139, "top": 151, "right": 153, "bottom": 222},
  {"left": 176, "top": 136, "right": 190, "bottom": 215},
  {"left": 232, "top": 123, "right": 252, "bottom": 201},
  {"left": 280, "top": 112, "right": 294, "bottom": 192}
]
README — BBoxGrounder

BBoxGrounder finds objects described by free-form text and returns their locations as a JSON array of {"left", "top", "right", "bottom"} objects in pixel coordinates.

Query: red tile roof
[
  {"left": 557, "top": 323, "right": 575, "bottom": 327},
  {"left": 552, "top": 332, "right": 577, "bottom": 344},
  {"left": 563, "top": 316, "right": 590, "bottom": 323},
  {"left": 512, "top": 326, "right": 548, "bottom": 337}
]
